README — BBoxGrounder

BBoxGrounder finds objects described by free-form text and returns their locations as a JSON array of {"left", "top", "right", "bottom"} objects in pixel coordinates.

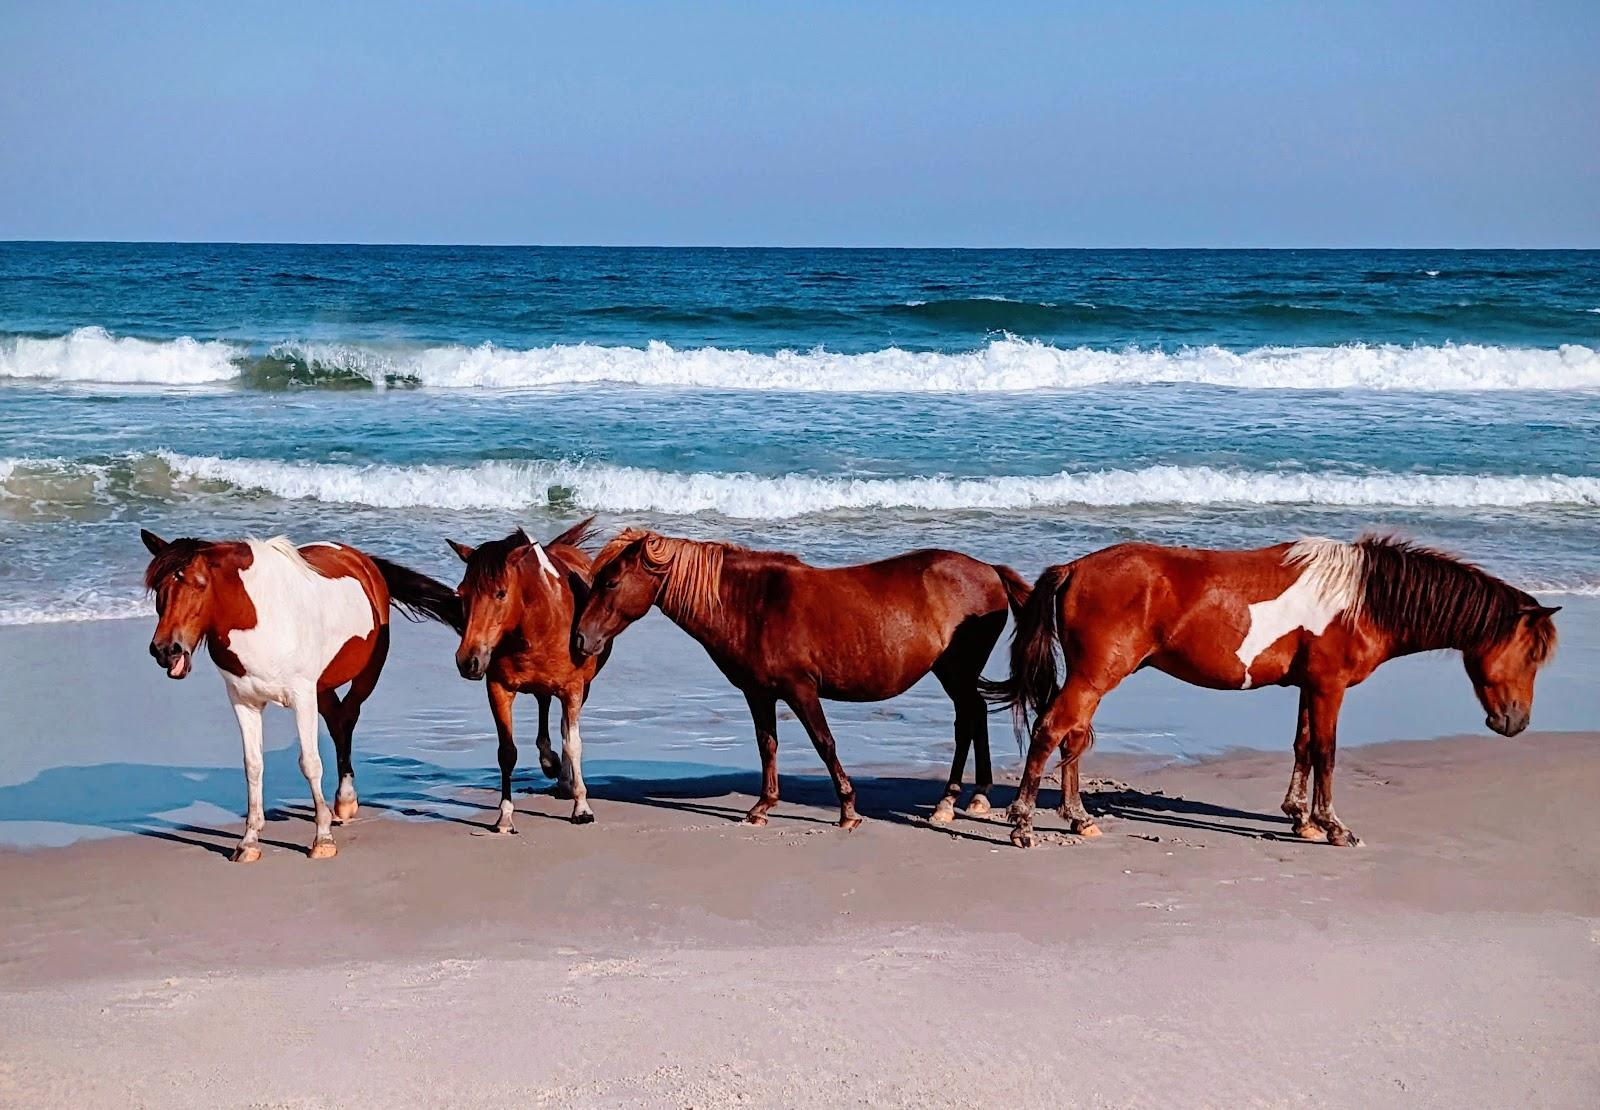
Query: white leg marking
[
  {"left": 292, "top": 685, "right": 335, "bottom": 849},
  {"left": 561, "top": 703, "right": 593, "bottom": 821},
  {"left": 232, "top": 700, "right": 266, "bottom": 857}
]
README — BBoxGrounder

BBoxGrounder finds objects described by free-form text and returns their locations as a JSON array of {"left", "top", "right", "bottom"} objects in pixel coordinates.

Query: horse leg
[
  {"left": 786, "top": 690, "right": 861, "bottom": 829},
  {"left": 1056, "top": 728, "right": 1101, "bottom": 836},
  {"left": 743, "top": 690, "right": 780, "bottom": 825},
  {"left": 535, "top": 693, "right": 563, "bottom": 784},
  {"left": 229, "top": 699, "right": 267, "bottom": 863},
  {"left": 559, "top": 693, "right": 594, "bottom": 824},
  {"left": 1009, "top": 681, "right": 1103, "bottom": 847},
  {"left": 1308, "top": 684, "right": 1360, "bottom": 846},
  {"left": 1281, "top": 690, "right": 1324, "bottom": 841},
  {"left": 323, "top": 625, "right": 387, "bottom": 825},
  {"left": 292, "top": 683, "right": 337, "bottom": 859},
  {"left": 931, "top": 665, "right": 989, "bottom": 822},
  {"left": 487, "top": 680, "right": 519, "bottom": 834}
]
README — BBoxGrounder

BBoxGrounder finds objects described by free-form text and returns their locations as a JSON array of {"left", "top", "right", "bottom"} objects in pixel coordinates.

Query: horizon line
[{"left": 3, "top": 239, "right": 1598, "bottom": 252}]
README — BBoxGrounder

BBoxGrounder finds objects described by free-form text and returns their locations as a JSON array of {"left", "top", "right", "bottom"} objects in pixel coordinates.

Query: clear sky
[{"left": 2, "top": 1, "right": 1596, "bottom": 247}]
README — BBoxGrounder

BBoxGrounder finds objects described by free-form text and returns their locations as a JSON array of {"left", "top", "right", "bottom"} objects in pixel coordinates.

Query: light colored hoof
[
  {"left": 490, "top": 823, "right": 518, "bottom": 836},
  {"left": 1327, "top": 828, "right": 1363, "bottom": 848},
  {"left": 1294, "top": 822, "right": 1328, "bottom": 842},
  {"left": 1072, "top": 820, "right": 1103, "bottom": 839},
  {"left": 744, "top": 813, "right": 769, "bottom": 826},
  {"left": 838, "top": 816, "right": 863, "bottom": 831},
  {"left": 1010, "top": 828, "right": 1036, "bottom": 849},
  {"left": 308, "top": 839, "right": 338, "bottom": 860},
  {"left": 232, "top": 844, "right": 262, "bottom": 864},
  {"left": 928, "top": 800, "right": 956, "bottom": 825},
  {"left": 333, "top": 797, "right": 359, "bottom": 823},
  {"left": 966, "top": 794, "right": 992, "bottom": 816}
]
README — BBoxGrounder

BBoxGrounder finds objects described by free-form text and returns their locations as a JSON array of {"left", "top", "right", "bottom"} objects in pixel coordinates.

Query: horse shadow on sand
[{"left": 0, "top": 747, "right": 1294, "bottom": 854}]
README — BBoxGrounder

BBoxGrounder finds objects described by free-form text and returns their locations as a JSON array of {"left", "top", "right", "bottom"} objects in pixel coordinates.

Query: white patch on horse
[
  {"left": 531, "top": 542, "right": 560, "bottom": 582},
  {"left": 1236, "top": 538, "right": 1363, "bottom": 689},
  {"left": 223, "top": 537, "right": 376, "bottom": 708}
]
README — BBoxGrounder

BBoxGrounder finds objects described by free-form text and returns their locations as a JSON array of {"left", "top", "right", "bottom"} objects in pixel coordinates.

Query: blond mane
[{"left": 594, "top": 529, "right": 730, "bottom": 620}]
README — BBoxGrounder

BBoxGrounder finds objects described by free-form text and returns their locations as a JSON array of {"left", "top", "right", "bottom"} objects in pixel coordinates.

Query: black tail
[
  {"left": 979, "top": 563, "right": 1072, "bottom": 754},
  {"left": 372, "top": 557, "right": 463, "bottom": 632}
]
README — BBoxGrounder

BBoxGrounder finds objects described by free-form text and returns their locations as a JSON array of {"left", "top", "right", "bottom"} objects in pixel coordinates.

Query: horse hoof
[
  {"left": 838, "top": 816, "right": 863, "bottom": 830},
  {"left": 232, "top": 844, "right": 262, "bottom": 864},
  {"left": 928, "top": 801, "right": 956, "bottom": 825},
  {"left": 490, "top": 823, "right": 518, "bottom": 836},
  {"left": 540, "top": 756, "right": 563, "bottom": 779},
  {"left": 571, "top": 811, "right": 595, "bottom": 825},
  {"left": 1072, "top": 820, "right": 1103, "bottom": 839},
  {"left": 966, "top": 794, "right": 992, "bottom": 816},
  {"left": 1294, "top": 822, "right": 1328, "bottom": 842},
  {"left": 743, "top": 813, "right": 769, "bottom": 826},
  {"left": 308, "top": 839, "right": 338, "bottom": 861},
  {"left": 333, "top": 798, "right": 359, "bottom": 823},
  {"left": 1010, "top": 829, "right": 1035, "bottom": 849},
  {"left": 1327, "top": 828, "right": 1363, "bottom": 848}
]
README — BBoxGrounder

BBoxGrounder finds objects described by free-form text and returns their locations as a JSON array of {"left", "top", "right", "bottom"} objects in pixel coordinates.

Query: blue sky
[{"left": 1, "top": 1, "right": 1596, "bottom": 246}]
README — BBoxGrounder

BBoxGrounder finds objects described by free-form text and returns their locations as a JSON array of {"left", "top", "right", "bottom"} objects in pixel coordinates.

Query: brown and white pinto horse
[
  {"left": 574, "top": 530, "right": 1031, "bottom": 827},
  {"left": 986, "top": 536, "right": 1560, "bottom": 849},
  {"left": 141, "top": 531, "right": 459, "bottom": 862},
  {"left": 447, "top": 518, "right": 609, "bottom": 833}
]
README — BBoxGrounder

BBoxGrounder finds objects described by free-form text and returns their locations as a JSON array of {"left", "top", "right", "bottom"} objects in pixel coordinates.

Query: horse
[
  {"left": 573, "top": 530, "right": 1031, "bottom": 828},
  {"left": 984, "top": 535, "right": 1560, "bottom": 849},
  {"left": 447, "top": 519, "right": 609, "bottom": 833},
  {"left": 140, "top": 530, "right": 460, "bottom": 862}
]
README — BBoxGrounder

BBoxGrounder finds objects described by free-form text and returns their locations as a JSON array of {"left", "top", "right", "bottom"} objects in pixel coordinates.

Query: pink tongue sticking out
[{"left": 167, "top": 653, "right": 191, "bottom": 679}]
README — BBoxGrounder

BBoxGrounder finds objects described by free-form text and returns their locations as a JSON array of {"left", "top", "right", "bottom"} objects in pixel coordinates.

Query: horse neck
[
  {"left": 653, "top": 547, "right": 747, "bottom": 655},
  {"left": 511, "top": 557, "right": 571, "bottom": 637}
]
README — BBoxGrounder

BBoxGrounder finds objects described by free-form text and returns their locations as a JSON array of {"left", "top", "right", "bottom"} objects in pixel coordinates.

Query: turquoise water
[{"left": 2, "top": 244, "right": 1598, "bottom": 622}]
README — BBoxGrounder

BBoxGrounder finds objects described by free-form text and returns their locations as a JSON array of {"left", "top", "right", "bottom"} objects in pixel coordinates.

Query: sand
[{"left": 2, "top": 731, "right": 1598, "bottom": 1107}]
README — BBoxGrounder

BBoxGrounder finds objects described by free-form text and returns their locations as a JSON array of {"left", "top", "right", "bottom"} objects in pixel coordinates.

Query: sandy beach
[{"left": 3, "top": 728, "right": 1597, "bottom": 1107}]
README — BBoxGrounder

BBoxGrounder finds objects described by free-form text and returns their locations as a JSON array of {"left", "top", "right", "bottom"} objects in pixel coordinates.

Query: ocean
[{"left": 1, "top": 244, "right": 1597, "bottom": 833}]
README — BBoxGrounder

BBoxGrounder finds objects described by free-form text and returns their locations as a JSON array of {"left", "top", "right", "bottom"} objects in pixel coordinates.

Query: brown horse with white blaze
[
  {"left": 574, "top": 530, "right": 1031, "bottom": 827},
  {"left": 985, "top": 536, "right": 1560, "bottom": 849},
  {"left": 140, "top": 531, "right": 460, "bottom": 861},
  {"left": 448, "top": 519, "right": 609, "bottom": 832}
]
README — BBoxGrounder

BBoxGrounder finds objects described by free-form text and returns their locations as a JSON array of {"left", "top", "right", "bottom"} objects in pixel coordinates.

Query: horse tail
[
  {"left": 991, "top": 563, "right": 1033, "bottom": 620},
  {"left": 980, "top": 563, "right": 1072, "bottom": 754},
  {"left": 546, "top": 515, "right": 599, "bottom": 554},
  {"left": 371, "top": 557, "right": 464, "bottom": 632}
]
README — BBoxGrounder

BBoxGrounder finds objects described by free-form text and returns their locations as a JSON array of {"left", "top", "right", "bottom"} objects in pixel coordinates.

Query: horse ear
[
  {"left": 447, "top": 539, "right": 475, "bottom": 563},
  {"left": 140, "top": 529, "right": 169, "bottom": 555},
  {"left": 1522, "top": 604, "right": 1561, "bottom": 619}
]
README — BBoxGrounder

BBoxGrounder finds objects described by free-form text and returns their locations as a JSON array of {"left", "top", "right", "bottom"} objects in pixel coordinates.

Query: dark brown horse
[
  {"left": 448, "top": 519, "right": 609, "bottom": 832},
  {"left": 574, "top": 530, "right": 1031, "bottom": 827},
  {"left": 986, "top": 536, "right": 1560, "bottom": 849}
]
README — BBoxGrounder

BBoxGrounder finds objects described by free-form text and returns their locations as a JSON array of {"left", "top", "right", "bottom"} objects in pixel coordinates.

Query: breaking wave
[
  {"left": 4, "top": 329, "right": 1600, "bottom": 391},
  {"left": 143, "top": 453, "right": 1600, "bottom": 517}
]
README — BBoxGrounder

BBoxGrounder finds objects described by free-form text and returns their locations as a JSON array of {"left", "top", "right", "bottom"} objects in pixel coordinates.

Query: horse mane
[
  {"left": 142, "top": 537, "right": 213, "bottom": 591},
  {"left": 252, "top": 535, "right": 321, "bottom": 580},
  {"left": 593, "top": 529, "right": 801, "bottom": 621},
  {"left": 1353, "top": 535, "right": 1557, "bottom": 660},
  {"left": 462, "top": 519, "right": 598, "bottom": 596}
]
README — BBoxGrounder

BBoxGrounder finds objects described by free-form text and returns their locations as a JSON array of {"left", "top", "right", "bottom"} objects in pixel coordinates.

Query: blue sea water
[
  {"left": 2, "top": 243, "right": 1598, "bottom": 623},
  {"left": 1, "top": 243, "right": 1598, "bottom": 843}
]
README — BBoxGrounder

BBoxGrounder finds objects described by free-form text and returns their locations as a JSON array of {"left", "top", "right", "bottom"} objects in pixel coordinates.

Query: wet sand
[{"left": 3, "top": 731, "right": 1598, "bottom": 1107}]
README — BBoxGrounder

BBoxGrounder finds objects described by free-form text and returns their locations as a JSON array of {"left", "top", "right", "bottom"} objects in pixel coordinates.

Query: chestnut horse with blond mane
[
  {"left": 140, "top": 531, "right": 460, "bottom": 862},
  {"left": 575, "top": 530, "right": 1031, "bottom": 827},
  {"left": 985, "top": 536, "right": 1560, "bottom": 849},
  {"left": 447, "top": 518, "right": 609, "bottom": 833}
]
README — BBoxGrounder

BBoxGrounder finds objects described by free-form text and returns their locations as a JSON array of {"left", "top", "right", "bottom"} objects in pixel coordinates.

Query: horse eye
[
  {"left": 495, "top": 589, "right": 507, "bottom": 600},
  {"left": 174, "top": 570, "right": 184, "bottom": 582}
]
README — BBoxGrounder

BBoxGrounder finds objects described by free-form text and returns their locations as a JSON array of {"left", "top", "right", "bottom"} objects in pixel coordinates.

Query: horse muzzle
[
  {"left": 573, "top": 629, "right": 606, "bottom": 660},
  {"left": 457, "top": 650, "right": 489, "bottom": 681},
  {"left": 150, "top": 640, "right": 192, "bottom": 680},
  {"left": 1487, "top": 708, "right": 1529, "bottom": 737}
]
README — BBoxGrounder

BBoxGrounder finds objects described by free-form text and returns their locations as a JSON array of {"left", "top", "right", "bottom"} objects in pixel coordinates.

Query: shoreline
[{"left": 3, "top": 730, "right": 1597, "bottom": 1105}]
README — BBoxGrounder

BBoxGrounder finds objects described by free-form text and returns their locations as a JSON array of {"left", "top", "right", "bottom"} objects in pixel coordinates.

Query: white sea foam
[
  {"left": 0, "top": 327, "right": 240, "bottom": 384},
  {"left": 152, "top": 452, "right": 1600, "bottom": 517},
  {"left": 0, "top": 595, "right": 152, "bottom": 625},
  {"left": 5, "top": 330, "right": 1600, "bottom": 391}
]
